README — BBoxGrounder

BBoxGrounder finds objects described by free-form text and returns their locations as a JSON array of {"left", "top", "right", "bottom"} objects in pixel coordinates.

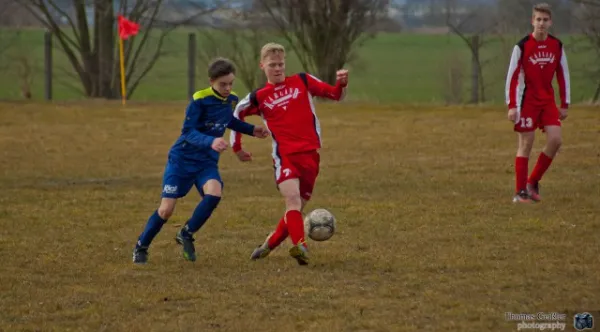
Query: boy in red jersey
[
  {"left": 505, "top": 3, "right": 570, "bottom": 203},
  {"left": 229, "top": 43, "right": 349, "bottom": 265}
]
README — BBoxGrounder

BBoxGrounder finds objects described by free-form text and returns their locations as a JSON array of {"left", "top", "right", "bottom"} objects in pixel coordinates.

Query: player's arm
[
  {"left": 303, "top": 72, "right": 348, "bottom": 101},
  {"left": 182, "top": 100, "right": 215, "bottom": 149},
  {"left": 505, "top": 45, "right": 524, "bottom": 123},
  {"left": 556, "top": 45, "right": 571, "bottom": 110},
  {"left": 505, "top": 45, "right": 523, "bottom": 110},
  {"left": 229, "top": 92, "right": 261, "bottom": 153},
  {"left": 226, "top": 114, "right": 255, "bottom": 137}
]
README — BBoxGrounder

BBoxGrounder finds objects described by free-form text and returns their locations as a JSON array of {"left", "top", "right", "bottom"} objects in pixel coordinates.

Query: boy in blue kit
[{"left": 133, "top": 58, "right": 269, "bottom": 264}]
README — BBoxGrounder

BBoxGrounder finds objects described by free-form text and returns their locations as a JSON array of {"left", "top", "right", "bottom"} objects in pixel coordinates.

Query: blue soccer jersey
[{"left": 162, "top": 87, "right": 255, "bottom": 198}]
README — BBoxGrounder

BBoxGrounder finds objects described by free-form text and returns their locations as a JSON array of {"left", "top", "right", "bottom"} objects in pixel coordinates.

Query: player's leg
[
  {"left": 249, "top": 179, "right": 300, "bottom": 261},
  {"left": 250, "top": 196, "right": 310, "bottom": 261},
  {"left": 133, "top": 198, "right": 177, "bottom": 264},
  {"left": 133, "top": 163, "right": 193, "bottom": 264},
  {"left": 285, "top": 151, "right": 320, "bottom": 264},
  {"left": 514, "top": 132, "right": 535, "bottom": 203},
  {"left": 278, "top": 178, "right": 310, "bottom": 265},
  {"left": 512, "top": 106, "right": 538, "bottom": 203},
  {"left": 175, "top": 170, "right": 223, "bottom": 262},
  {"left": 265, "top": 178, "right": 316, "bottom": 249},
  {"left": 527, "top": 105, "right": 562, "bottom": 201},
  {"left": 250, "top": 157, "right": 302, "bottom": 261}
]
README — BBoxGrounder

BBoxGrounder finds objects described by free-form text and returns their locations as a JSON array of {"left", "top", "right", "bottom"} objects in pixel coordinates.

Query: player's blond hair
[
  {"left": 261, "top": 43, "right": 285, "bottom": 60},
  {"left": 533, "top": 3, "right": 552, "bottom": 18}
]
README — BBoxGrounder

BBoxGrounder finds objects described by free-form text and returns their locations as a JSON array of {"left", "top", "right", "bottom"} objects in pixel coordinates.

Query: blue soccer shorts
[{"left": 160, "top": 160, "right": 223, "bottom": 199}]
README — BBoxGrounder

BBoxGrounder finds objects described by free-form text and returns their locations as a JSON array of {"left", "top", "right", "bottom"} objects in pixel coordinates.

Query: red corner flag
[
  {"left": 118, "top": 15, "right": 139, "bottom": 40},
  {"left": 117, "top": 15, "right": 139, "bottom": 106}
]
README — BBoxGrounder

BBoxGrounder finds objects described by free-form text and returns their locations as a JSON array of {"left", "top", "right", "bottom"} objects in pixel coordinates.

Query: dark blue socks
[
  {"left": 137, "top": 210, "right": 167, "bottom": 248},
  {"left": 183, "top": 194, "right": 221, "bottom": 234}
]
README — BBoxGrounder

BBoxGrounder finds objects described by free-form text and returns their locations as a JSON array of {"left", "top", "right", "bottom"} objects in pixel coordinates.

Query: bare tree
[
  {"left": 197, "top": 8, "right": 266, "bottom": 92},
  {"left": 446, "top": 1, "right": 504, "bottom": 103},
  {"left": 572, "top": 0, "right": 600, "bottom": 5},
  {"left": 441, "top": 51, "right": 467, "bottom": 105},
  {"left": 0, "top": 1, "right": 23, "bottom": 67},
  {"left": 17, "top": 0, "right": 222, "bottom": 100},
  {"left": 572, "top": 0, "right": 600, "bottom": 102},
  {"left": 257, "top": 0, "right": 389, "bottom": 85}
]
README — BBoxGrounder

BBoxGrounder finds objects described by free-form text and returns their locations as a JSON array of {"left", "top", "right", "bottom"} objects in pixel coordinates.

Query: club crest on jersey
[
  {"left": 263, "top": 87, "right": 301, "bottom": 110},
  {"left": 529, "top": 52, "right": 555, "bottom": 68}
]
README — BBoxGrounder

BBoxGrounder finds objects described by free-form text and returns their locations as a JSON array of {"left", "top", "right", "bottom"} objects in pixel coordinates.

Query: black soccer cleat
[
  {"left": 132, "top": 246, "right": 149, "bottom": 264},
  {"left": 175, "top": 228, "right": 196, "bottom": 262}
]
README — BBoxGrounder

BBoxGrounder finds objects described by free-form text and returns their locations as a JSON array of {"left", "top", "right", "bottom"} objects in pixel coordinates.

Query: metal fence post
[
  {"left": 188, "top": 33, "right": 196, "bottom": 100},
  {"left": 44, "top": 31, "right": 53, "bottom": 101}
]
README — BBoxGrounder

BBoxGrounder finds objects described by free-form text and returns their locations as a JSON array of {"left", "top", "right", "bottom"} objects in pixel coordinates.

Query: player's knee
[
  {"left": 284, "top": 192, "right": 302, "bottom": 210},
  {"left": 158, "top": 207, "right": 174, "bottom": 220},
  {"left": 203, "top": 179, "right": 223, "bottom": 197},
  {"left": 158, "top": 199, "right": 176, "bottom": 220},
  {"left": 517, "top": 145, "right": 533, "bottom": 157},
  {"left": 517, "top": 135, "right": 534, "bottom": 156},
  {"left": 520, "top": 138, "right": 535, "bottom": 150},
  {"left": 548, "top": 135, "right": 562, "bottom": 149}
]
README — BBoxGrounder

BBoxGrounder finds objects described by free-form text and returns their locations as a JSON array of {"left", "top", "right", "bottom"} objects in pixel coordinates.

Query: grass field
[
  {"left": 0, "top": 28, "right": 598, "bottom": 104},
  {"left": 1, "top": 100, "right": 599, "bottom": 331}
]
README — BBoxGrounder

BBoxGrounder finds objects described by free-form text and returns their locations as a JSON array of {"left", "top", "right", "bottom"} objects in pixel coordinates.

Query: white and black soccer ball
[{"left": 304, "top": 208, "right": 336, "bottom": 242}]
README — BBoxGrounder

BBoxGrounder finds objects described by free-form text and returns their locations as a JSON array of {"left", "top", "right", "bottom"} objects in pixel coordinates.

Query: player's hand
[
  {"left": 508, "top": 108, "right": 518, "bottom": 123},
  {"left": 559, "top": 108, "right": 568, "bottom": 120},
  {"left": 336, "top": 69, "right": 349, "bottom": 86},
  {"left": 211, "top": 138, "right": 228, "bottom": 153},
  {"left": 236, "top": 150, "right": 253, "bottom": 162},
  {"left": 253, "top": 126, "right": 270, "bottom": 138}
]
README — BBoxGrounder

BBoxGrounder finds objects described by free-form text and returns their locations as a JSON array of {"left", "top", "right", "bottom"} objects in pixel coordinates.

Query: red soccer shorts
[
  {"left": 273, "top": 150, "right": 320, "bottom": 201},
  {"left": 514, "top": 102, "right": 561, "bottom": 132}
]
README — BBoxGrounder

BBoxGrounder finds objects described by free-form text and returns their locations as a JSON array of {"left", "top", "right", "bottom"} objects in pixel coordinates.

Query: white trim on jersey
[
  {"left": 307, "top": 92, "right": 322, "bottom": 145},
  {"left": 262, "top": 117, "right": 282, "bottom": 180},
  {"left": 229, "top": 93, "right": 252, "bottom": 148},
  {"left": 505, "top": 45, "right": 526, "bottom": 123},
  {"left": 559, "top": 46, "right": 571, "bottom": 106}
]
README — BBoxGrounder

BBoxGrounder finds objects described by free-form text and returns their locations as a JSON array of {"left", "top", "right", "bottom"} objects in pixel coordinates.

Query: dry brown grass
[{"left": 0, "top": 101, "right": 599, "bottom": 332}]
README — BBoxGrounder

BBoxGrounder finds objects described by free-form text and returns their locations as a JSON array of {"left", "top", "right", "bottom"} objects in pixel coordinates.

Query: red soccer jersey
[
  {"left": 230, "top": 73, "right": 347, "bottom": 157},
  {"left": 505, "top": 34, "right": 570, "bottom": 110}
]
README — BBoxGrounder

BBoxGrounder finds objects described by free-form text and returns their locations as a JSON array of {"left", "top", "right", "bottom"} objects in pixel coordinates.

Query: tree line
[{"left": 0, "top": 0, "right": 598, "bottom": 103}]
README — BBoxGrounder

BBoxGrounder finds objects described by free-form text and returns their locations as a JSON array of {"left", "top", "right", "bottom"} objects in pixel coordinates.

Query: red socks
[
  {"left": 515, "top": 156, "right": 529, "bottom": 193},
  {"left": 515, "top": 153, "right": 554, "bottom": 193},
  {"left": 285, "top": 210, "right": 306, "bottom": 247},
  {"left": 267, "top": 217, "right": 288, "bottom": 249},
  {"left": 528, "top": 152, "right": 553, "bottom": 185},
  {"left": 267, "top": 210, "right": 307, "bottom": 249}
]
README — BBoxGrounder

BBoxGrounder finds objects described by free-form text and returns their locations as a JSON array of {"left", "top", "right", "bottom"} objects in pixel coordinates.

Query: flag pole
[{"left": 119, "top": 37, "right": 126, "bottom": 106}]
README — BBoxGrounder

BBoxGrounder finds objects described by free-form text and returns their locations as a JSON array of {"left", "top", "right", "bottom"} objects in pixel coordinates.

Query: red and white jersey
[
  {"left": 505, "top": 34, "right": 570, "bottom": 110},
  {"left": 230, "top": 73, "right": 347, "bottom": 157}
]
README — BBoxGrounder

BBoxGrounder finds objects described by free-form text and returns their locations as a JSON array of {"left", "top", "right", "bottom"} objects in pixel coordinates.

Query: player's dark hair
[{"left": 208, "top": 58, "right": 236, "bottom": 80}]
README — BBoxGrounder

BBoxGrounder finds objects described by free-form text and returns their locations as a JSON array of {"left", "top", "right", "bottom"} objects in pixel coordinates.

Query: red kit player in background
[
  {"left": 505, "top": 3, "right": 570, "bottom": 203},
  {"left": 229, "top": 43, "right": 349, "bottom": 265}
]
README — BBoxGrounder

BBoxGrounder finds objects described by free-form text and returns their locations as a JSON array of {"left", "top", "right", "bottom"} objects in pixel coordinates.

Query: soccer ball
[{"left": 304, "top": 208, "right": 336, "bottom": 242}]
